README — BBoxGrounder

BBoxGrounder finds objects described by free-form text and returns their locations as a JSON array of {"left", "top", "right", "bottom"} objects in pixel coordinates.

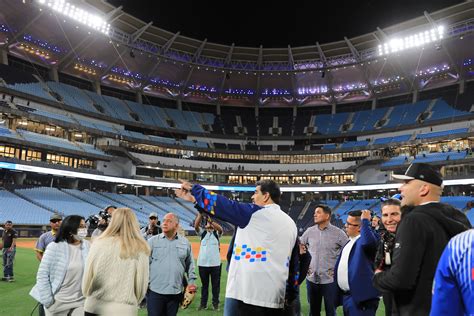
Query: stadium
[{"left": 0, "top": 0, "right": 473, "bottom": 315}]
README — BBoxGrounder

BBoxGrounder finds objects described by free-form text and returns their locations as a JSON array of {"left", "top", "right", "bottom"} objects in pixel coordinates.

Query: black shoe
[
  {"left": 198, "top": 305, "right": 207, "bottom": 311},
  {"left": 212, "top": 304, "right": 219, "bottom": 311}
]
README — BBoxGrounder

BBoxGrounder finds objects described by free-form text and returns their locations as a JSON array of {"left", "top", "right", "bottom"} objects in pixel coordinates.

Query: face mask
[{"left": 74, "top": 228, "right": 88, "bottom": 240}]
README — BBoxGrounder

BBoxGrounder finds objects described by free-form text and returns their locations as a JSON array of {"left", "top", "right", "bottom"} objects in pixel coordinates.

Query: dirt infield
[{"left": 17, "top": 240, "right": 230, "bottom": 261}]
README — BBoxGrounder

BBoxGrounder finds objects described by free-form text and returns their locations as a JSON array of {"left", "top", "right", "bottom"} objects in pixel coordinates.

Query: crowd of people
[{"left": 0, "top": 163, "right": 473, "bottom": 316}]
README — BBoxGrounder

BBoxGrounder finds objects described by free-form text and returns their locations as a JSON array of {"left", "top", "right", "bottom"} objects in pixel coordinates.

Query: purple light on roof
[
  {"left": 111, "top": 67, "right": 144, "bottom": 80},
  {"left": 0, "top": 24, "right": 9, "bottom": 33},
  {"left": 22, "top": 34, "right": 65, "bottom": 54}
]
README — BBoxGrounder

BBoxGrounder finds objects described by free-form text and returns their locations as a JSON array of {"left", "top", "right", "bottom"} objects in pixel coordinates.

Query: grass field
[{"left": 0, "top": 238, "right": 385, "bottom": 315}]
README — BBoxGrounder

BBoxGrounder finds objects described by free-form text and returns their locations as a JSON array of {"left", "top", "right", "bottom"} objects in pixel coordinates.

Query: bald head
[
  {"left": 399, "top": 179, "right": 442, "bottom": 207},
  {"left": 162, "top": 213, "right": 179, "bottom": 237}
]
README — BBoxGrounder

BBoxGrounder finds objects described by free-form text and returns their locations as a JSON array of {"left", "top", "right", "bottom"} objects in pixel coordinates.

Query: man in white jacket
[{"left": 175, "top": 179, "right": 297, "bottom": 316}]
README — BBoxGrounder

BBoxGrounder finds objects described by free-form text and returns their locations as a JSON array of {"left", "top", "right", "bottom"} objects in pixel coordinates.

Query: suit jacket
[{"left": 335, "top": 219, "right": 380, "bottom": 306}]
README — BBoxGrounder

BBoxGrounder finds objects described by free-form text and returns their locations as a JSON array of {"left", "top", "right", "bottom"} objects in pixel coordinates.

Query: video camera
[{"left": 86, "top": 206, "right": 115, "bottom": 230}]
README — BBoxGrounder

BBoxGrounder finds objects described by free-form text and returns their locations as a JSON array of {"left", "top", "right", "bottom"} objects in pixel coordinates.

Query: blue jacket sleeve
[
  {"left": 360, "top": 219, "right": 380, "bottom": 260},
  {"left": 191, "top": 184, "right": 262, "bottom": 228},
  {"left": 430, "top": 241, "right": 463, "bottom": 316}
]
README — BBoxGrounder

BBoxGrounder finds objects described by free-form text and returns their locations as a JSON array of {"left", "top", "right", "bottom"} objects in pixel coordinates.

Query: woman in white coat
[
  {"left": 82, "top": 208, "right": 150, "bottom": 316},
  {"left": 30, "top": 215, "right": 89, "bottom": 316}
]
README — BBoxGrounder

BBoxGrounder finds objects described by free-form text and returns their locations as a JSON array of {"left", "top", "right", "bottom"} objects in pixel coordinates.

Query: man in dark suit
[{"left": 335, "top": 210, "right": 380, "bottom": 316}]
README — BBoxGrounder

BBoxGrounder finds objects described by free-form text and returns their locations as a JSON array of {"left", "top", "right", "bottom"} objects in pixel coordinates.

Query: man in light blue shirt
[
  {"left": 194, "top": 212, "right": 223, "bottom": 311},
  {"left": 147, "top": 213, "right": 197, "bottom": 316}
]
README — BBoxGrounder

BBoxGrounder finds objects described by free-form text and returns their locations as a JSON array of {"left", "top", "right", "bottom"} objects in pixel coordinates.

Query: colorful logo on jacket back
[
  {"left": 233, "top": 244, "right": 267, "bottom": 262},
  {"left": 201, "top": 190, "right": 218, "bottom": 215}
]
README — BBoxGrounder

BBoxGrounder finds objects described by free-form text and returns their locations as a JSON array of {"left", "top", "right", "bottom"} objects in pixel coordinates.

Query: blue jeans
[
  {"left": 2, "top": 247, "right": 15, "bottom": 278},
  {"left": 146, "top": 290, "right": 180, "bottom": 316},
  {"left": 224, "top": 297, "right": 239, "bottom": 316},
  {"left": 306, "top": 281, "right": 337, "bottom": 316}
]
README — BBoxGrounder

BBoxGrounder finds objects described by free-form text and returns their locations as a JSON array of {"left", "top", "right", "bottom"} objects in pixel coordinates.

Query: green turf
[{"left": 1, "top": 242, "right": 385, "bottom": 315}]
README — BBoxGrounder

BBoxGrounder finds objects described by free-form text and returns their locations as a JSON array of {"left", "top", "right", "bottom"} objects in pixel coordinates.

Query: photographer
[
  {"left": 89, "top": 206, "right": 116, "bottom": 242},
  {"left": 374, "top": 199, "right": 402, "bottom": 316},
  {"left": 194, "top": 212, "right": 222, "bottom": 311},
  {"left": 141, "top": 213, "right": 162, "bottom": 240}
]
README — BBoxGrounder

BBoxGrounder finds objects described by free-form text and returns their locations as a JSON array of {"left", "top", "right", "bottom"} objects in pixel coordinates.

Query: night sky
[{"left": 107, "top": 0, "right": 463, "bottom": 48}]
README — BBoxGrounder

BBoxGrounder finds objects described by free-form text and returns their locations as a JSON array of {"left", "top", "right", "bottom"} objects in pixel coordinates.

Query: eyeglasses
[
  {"left": 149, "top": 217, "right": 157, "bottom": 220},
  {"left": 50, "top": 219, "right": 61, "bottom": 223},
  {"left": 345, "top": 222, "right": 360, "bottom": 227}
]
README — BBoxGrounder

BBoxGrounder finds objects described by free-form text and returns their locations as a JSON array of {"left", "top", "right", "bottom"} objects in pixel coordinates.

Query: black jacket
[{"left": 373, "top": 202, "right": 471, "bottom": 316}]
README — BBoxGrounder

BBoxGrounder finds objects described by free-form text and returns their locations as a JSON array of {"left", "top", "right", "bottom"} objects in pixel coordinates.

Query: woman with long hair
[
  {"left": 30, "top": 215, "right": 89, "bottom": 316},
  {"left": 82, "top": 207, "right": 150, "bottom": 316}
]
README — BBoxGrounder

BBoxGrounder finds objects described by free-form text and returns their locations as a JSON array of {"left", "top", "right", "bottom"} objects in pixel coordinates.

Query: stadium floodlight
[
  {"left": 378, "top": 26, "right": 444, "bottom": 56},
  {"left": 37, "top": 0, "right": 110, "bottom": 35}
]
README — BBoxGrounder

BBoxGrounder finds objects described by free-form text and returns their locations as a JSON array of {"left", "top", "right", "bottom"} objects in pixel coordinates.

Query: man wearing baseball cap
[
  {"left": 34, "top": 213, "right": 63, "bottom": 316},
  {"left": 35, "top": 213, "right": 63, "bottom": 261},
  {"left": 373, "top": 163, "right": 471, "bottom": 316},
  {"left": 141, "top": 212, "right": 162, "bottom": 240}
]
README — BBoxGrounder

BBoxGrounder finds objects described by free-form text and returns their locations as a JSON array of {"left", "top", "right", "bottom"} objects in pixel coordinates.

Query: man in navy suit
[{"left": 335, "top": 210, "right": 380, "bottom": 316}]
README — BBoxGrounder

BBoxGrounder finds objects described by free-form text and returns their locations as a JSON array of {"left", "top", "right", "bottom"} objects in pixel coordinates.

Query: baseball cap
[
  {"left": 149, "top": 212, "right": 158, "bottom": 218},
  {"left": 392, "top": 163, "right": 443, "bottom": 187},
  {"left": 50, "top": 214, "right": 63, "bottom": 221}
]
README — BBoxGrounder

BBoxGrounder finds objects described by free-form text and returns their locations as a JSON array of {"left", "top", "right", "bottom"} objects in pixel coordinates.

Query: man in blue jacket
[{"left": 335, "top": 210, "right": 380, "bottom": 316}]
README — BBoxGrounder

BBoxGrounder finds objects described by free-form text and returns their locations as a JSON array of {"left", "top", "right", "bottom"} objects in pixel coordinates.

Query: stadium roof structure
[{"left": 0, "top": 0, "right": 473, "bottom": 107}]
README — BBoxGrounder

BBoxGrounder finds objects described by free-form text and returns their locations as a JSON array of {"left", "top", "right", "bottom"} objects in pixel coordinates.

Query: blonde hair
[{"left": 98, "top": 208, "right": 150, "bottom": 259}]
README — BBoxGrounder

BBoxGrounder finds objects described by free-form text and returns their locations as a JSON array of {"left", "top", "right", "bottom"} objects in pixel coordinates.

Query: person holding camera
[
  {"left": 374, "top": 198, "right": 401, "bottom": 316},
  {"left": 194, "top": 212, "right": 223, "bottom": 311},
  {"left": 90, "top": 206, "right": 116, "bottom": 242},
  {"left": 141, "top": 212, "right": 162, "bottom": 240}
]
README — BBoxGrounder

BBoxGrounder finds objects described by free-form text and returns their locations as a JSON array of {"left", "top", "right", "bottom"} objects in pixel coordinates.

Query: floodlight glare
[
  {"left": 378, "top": 26, "right": 444, "bottom": 56},
  {"left": 37, "top": 0, "right": 110, "bottom": 35}
]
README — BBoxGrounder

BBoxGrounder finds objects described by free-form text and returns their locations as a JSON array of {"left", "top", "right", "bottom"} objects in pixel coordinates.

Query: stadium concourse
[{"left": 0, "top": 0, "right": 474, "bottom": 315}]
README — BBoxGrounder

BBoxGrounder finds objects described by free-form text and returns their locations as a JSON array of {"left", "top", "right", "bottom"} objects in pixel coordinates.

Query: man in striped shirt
[{"left": 430, "top": 229, "right": 474, "bottom": 316}]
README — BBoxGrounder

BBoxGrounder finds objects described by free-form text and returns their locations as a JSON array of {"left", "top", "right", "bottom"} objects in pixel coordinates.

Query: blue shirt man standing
[{"left": 147, "top": 213, "right": 197, "bottom": 316}]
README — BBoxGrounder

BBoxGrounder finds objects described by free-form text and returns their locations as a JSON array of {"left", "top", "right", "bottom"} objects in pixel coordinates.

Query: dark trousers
[
  {"left": 147, "top": 290, "right": 181, "bottom": 316},
  {"left": 306, "top": 280, "right": 337, "bottom": 316},
  {"left": 382, "top": 293, "right": 398, "bottom": 316},
  {"left": 342, "top": 294, "right": 378, "bottom": 316},
  {"left": 236, "top": 300, "right": 284, "bottom": 316},
  {"left": 38, "top": 304, "right": 45, "bottom": 316},
  {"left": 2, "top": 248, "right": 15, "bottom": 278},
  {"left": 199, "top": 265, "right": 221, "bottom": 307},
  {"left": 282, "top": 295, "right": 301, "bottom": 316}
]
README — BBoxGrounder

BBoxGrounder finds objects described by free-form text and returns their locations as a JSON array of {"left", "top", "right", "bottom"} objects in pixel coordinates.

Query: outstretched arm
[{"left": 175, "top": 181, "right": 261, "bottom": 229}]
